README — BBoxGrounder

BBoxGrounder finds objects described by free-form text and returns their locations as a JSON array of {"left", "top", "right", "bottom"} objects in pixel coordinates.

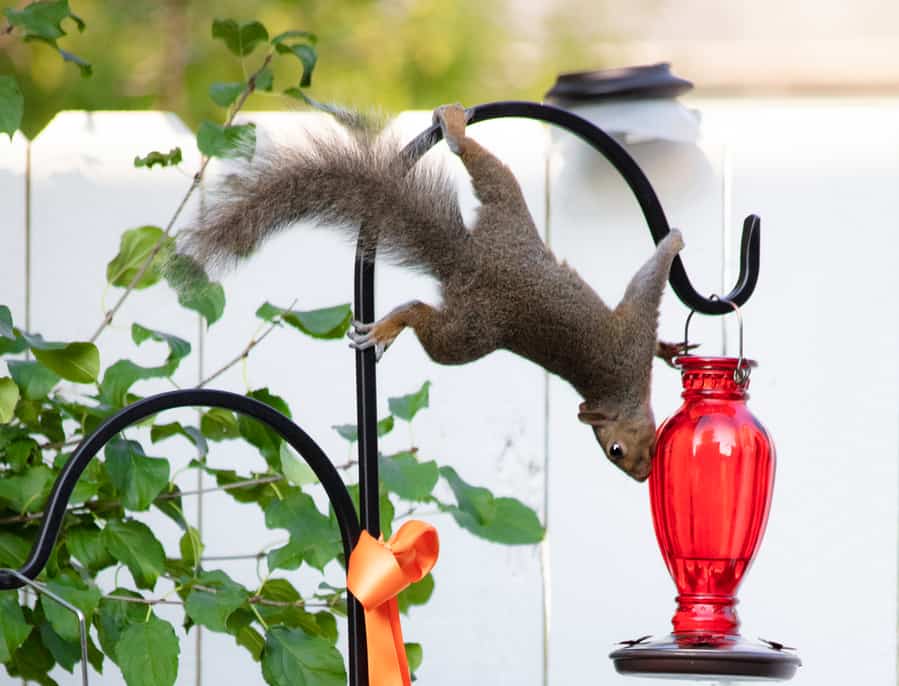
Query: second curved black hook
[{"left": 399, "top": 100, "right": 761, "bottom": 315}]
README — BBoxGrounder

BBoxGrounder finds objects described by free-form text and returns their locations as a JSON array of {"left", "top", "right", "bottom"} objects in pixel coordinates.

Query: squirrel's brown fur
[{"left": 184, "top": 104, "right": 686, "bottom": 482}]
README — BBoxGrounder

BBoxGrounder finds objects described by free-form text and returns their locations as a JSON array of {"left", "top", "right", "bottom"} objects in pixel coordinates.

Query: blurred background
[
  {"left": 5, "top": 0, "right": 899, "bottom": 138},
  {"left": 4, "top": 2, "right": 899, "bottom": 686}
]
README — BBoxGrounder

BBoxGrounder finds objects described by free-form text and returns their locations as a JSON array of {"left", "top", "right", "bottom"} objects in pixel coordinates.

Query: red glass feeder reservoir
[{"left": 610, "top": 356, "right": 800, "bottom": 680}]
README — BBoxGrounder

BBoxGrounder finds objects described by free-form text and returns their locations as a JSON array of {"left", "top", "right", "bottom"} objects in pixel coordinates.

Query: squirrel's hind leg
[{"left": 349, "top": 299, "right": 498, "bottom": 365}]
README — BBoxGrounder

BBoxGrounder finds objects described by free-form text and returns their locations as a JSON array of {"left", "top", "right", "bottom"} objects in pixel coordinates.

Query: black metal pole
[{"left": 353, "top": 248, "right": 381, "bottom": 540}]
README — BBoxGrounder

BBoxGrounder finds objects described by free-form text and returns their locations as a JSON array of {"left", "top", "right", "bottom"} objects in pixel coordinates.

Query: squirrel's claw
[
  {"left": 347, "top": 322, "right": 395, "bottom": 362},
  {"left": 656, "top": 340, "right": 700, "bottom": 368}
]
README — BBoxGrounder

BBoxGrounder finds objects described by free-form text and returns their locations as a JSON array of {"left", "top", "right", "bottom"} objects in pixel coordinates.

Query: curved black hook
[
  {"left": 0, "top": 388, "right": 367, "bottom": 685},
  {"left": 400, "top": 101, "right": 760, "bottom": 315}
]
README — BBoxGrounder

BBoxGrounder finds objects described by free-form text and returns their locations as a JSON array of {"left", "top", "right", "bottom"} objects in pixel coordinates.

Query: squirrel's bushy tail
[{"left": 183, "top": 123, "right": 470, "bottom": 281}]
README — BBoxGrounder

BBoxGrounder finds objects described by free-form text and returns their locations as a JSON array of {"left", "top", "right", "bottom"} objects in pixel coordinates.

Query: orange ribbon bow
[{"left": 347, "top": 520, "right": 439, "bottom": 686}]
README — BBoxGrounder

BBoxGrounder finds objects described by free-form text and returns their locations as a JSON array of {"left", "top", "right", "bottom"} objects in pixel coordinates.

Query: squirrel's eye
[{"left": 609, "top": 442, "right": 625, "bottom": 460}]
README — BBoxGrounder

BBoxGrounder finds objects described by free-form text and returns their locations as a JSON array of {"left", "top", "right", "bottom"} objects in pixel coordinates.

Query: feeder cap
[{"left": 544, "top": 63, "right": 693, "bottom": 104}]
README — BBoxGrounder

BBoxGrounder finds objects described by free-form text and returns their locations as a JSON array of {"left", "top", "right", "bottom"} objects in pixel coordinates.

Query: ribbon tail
[
  {"left": 387, "top": 598, "right": 411, "bottom": 686},
  {"left": 365, "top": 599, "right": 410, "bottom": 686}
]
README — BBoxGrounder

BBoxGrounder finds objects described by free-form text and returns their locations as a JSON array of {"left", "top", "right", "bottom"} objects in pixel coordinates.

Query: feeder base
[{"left": 610, "top": 635, "right": 800, "bottom": 681}]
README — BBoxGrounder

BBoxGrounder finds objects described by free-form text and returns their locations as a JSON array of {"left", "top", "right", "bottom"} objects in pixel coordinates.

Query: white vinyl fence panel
[{"left": 0, "top": 98, "right": 896, "bottom": 686}]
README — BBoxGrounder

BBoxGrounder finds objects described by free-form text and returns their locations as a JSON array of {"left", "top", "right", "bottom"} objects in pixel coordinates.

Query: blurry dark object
[{"left": 545, "top": 63, "right": 693, "bottom": 105}]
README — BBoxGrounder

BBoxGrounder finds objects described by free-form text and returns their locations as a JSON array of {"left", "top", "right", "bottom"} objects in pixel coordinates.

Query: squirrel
[{"left": 184, "top": 104, "right": 688, "bottom": 482}]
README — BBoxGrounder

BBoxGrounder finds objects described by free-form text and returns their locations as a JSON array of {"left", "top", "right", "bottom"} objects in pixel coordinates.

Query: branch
[
  {"left": 197, "top": 297, "right": 296, "bottom": 388},
  {"left": 104, "top": 590, "right": 331, "bottom": 610},
  {"left": 89, "top": 51, "right": 275, "bottom": 343},
  {"left": 0, "top": 474, "right": 285, "bottom": 526}
]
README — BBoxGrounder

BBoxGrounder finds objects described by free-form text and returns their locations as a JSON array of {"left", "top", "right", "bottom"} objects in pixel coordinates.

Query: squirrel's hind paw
[
  {"left": 433, "top": 104, "right": 469, "bottom": 154},
  {"left": 347, "top": 319, "right": 403, "bottom": 362}
]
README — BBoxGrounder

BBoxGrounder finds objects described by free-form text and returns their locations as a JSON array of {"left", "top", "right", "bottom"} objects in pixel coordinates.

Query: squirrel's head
[{"left": 578, "top": 401, "right": 656, "bottom": 482}]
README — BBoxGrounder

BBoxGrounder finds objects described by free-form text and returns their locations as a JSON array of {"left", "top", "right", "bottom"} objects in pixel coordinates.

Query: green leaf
[
  {"left": 212, "top": 18, "right": 269, "bottom": 56},
  {"left": 105, "top": 438, "right": 170, "bottom": 511},
  {"left": 99, "top": 359, "right": 175, "bottom": 407},
  {"left": 254, "top": 581, "right": 337, "bottom": 640},
  {"left": 7, "top": 360, "right": 59, "bottom": 400},
  {"left": 228, "top": 609, "right": 265, "bottom": 660},
  {"left": 0, "top": 464, "right": 53, "bottom": 513},
  {"left": 179, "top": 527, "right": 203, "bottom": 568},
  {"left": 255, "top": 66, "right": 274, "bottom": 92},
  {"left": 209, "top": 81, "right": 244, "bottom": 107},
  {"left": 4, "top": 0, "right": 83, "bottom": 39},
  {"left": 0, "top": 531, "right": 31, "bottom": 567},
  {"left": 39, "top": 622, "right": 79, "bottom": 672},
  {"left": 265, "top": 491, "right": 341, "bottom": 572},
  {"left": 331, "top": 424, "right": 358, "bottom": 442},
  {"left": 0, "top": 376, "right": 19, "bottom": 422},
  {"left": 275, "top": 42, "right": 317, "bottom": 88},
  {"left": 280, "top": 443, "right": 318, "bottom": 486},
  {"left": 200, "top": 408, "right": 240, "bottom": 441},
  {"left": 22, "top": 335, "right": 99, "bottom": 384},
  {"left": 185, "top": 570, "right": 249, "bottom": 633},
  {"left": 262, "top": 626, "right": 346, "bottom": 686},
  {"left": 96, "top": 588, "right": 146, "bottom": 660},
  {"left": 282, "top": 86, "right": 311, "bottom": 103},
  {"left": 9, "top": 628, "right": 55, "bottom": 683},
  {"left": 0, "top": 593, "right": 30, "bottom": 662},
  {"left": 134, "top": 148, "right": 182, "bottom": 169},
  {"left": 99, "top": 325, "right": 192, "bottom": 405},
  {"left": 256, "top": 302, "right": 352, "bottom": 339},
  {"left": 164, "top": 253, "right": 226, "bottom": 325},
  {"left": 238, "top": 388, "right": 291, "bottom": 467},
  {"left": 68, "top": 457, "right": 105, "bottom": 505},
  {"left": 42, "top": 575, "right": 101, "bottom": 643},
  {"left": 439, "top": 467, "right": 544, "bottom": 544},
  {"left": 405, "top": 642, "right": 423, "bottom": 677},
  {"left": 271, "top": 30, "right": 317, "bottom": 46},
  {"left": 106, "top": 225, "right": 172, "bottom": 289},
  {"left": 131, "top": 323, "right": 191, "bottom": 362},
  {"left": 0, "top": 75, "right": 24, "bottom": 139},
  {"left": 150, "top": 422, "right": 207, "bottom": 456},
  {"left": 116, "top": 614, "right": 179, "bottom": 686},
  {"left": 5, "top": 0, "right": 90, "bottom": 77},
  {"left": 380, "top": 451, "right": 438, "bottom": 501},
  {"left": 102, "top": 519, "right": 166, "bottom": 590},
  {"left": 388, "top": 381, "right": 431, "bottom": 422},
  {"left": 0, "top": 304, "right": 15, "bottom": 339},
  {"left": 438, "top": 466, "right": 494, "bottom": 523},
  {"left": 197, "top": 120, "right": 256, "bottom": 160},
  {"left": 397, "top": 573, "right": 434, "bottom": 615},
  {"left": 66, "top": 522, "right": 115, "bottom": 573},
  {"left": 331, "top": 415, "right": 393, "bottom": 443}
]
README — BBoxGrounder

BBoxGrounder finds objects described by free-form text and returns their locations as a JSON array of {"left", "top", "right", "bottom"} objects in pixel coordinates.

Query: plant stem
[
  {"left": 89, "top": 51, "right": 274, "bottom": 343},
  {"left": 197, "top": 319, "right": 279, "bottom": 387},
  {"left": 0, "top": 474, "right": 285, "bottom": 525}
]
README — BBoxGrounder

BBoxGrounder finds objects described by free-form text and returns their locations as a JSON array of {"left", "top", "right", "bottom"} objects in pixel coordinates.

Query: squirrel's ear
[{"left": 578, "top": 401, "right": 615, "bottom": 426}]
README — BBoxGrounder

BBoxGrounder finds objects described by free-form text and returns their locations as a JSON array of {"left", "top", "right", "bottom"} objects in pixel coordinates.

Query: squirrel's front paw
[
  {"left": 433, "top": 104, "right": 468, "bottom": 154},
  {"left": 347, "top": 318, "right": 402, "bottom": 362},
  {"left": 655, "top": 339, "right": 699, "bottom": 368}
]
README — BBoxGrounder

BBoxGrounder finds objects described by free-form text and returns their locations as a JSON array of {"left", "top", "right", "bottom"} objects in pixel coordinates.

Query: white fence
[{"left": 1, "top": 98, "right": 897, "bottom": 686}]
